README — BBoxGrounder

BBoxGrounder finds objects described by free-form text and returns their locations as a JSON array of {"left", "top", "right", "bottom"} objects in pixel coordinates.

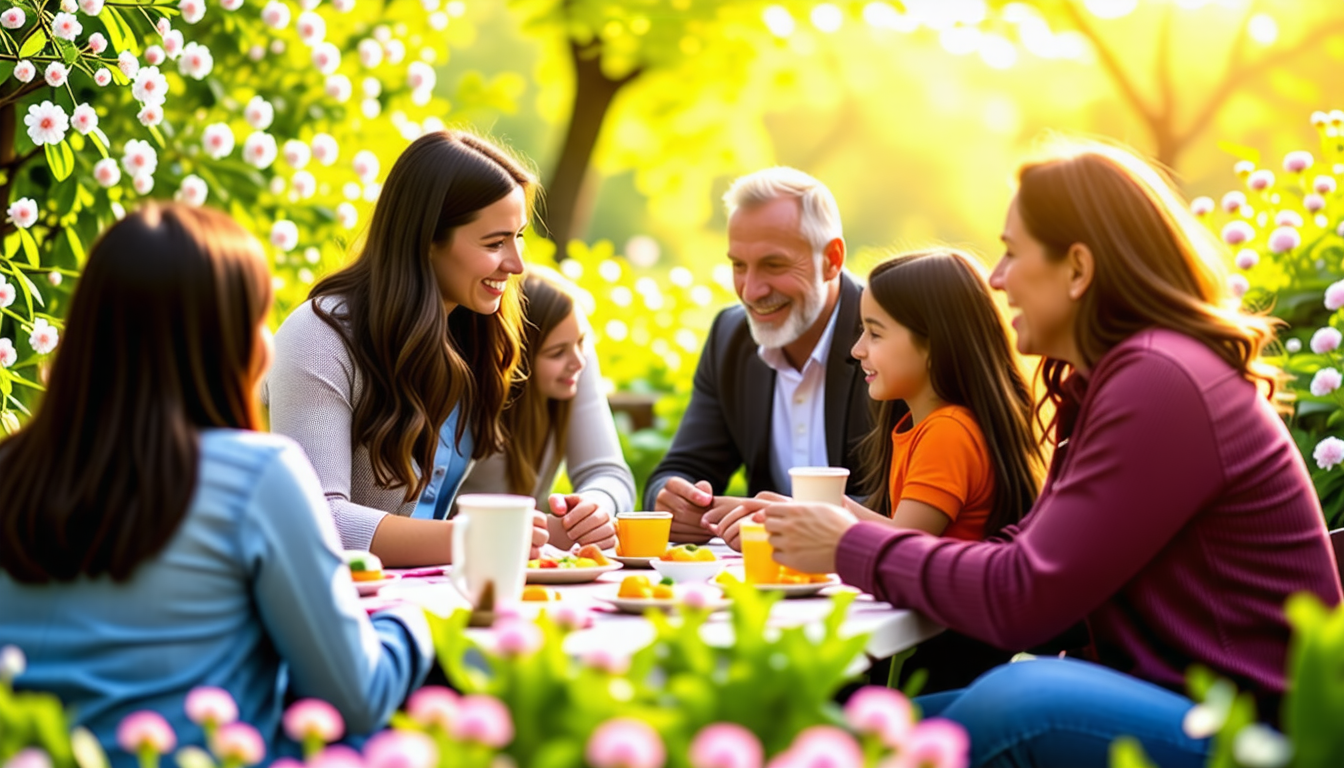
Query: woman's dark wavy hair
[
  {"left": 1015, "top": 140, "right": 1280, "bottom": 440},
  {"left": 858, "top": 250, "right": 1043, "bottom": 537},
  {"left": 310, "top": 130, "right": 534, "bottom": 502},
  {"left": 0, "top": 203, "right": 272, "bottom": 583}
]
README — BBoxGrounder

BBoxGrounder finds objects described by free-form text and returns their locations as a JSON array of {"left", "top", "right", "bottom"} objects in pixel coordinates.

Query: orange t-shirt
[{"left": 888, "top": 404, "right": 994, "bottom": 541}]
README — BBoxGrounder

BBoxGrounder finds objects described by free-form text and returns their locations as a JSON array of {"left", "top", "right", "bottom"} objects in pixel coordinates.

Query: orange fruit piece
[
  {"left": 651, "top": 584, "right": 674, "bottom": 599},
  {"left": 618, "top": 575, "right": 652, "bottom": 598},
  {"left": 522, "top": 585, "right": 557, "bottom": 602}
]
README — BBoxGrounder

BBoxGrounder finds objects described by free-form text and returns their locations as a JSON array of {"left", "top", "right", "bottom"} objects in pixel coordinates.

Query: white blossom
[
  {"left": 144, "top": 45, "right": 165, "bottom": 65},
  {"left": 296, "top": 10, "right": 325, "bottom": 44},
  {"left": 179, "top": 0, "right": 205, "bottom": 23},
  {"left": 177, "top": 42, "right": 213, "bottom": 79},
  {"left": 311, "top": 41, "right": 340, "bottom": 74},
  {"left": 44, "top": 62, "right": 68, "bottom": 87},
  {"left": 51, "top": 12, "right": 82, "bottom": 40},
  {"left": 353, "top": 150, "right": 379, "bottom": 183},
  {"left": 118, "top": 51, "right": 139, "bottom": 78},
  {"left": 1, "top": 8, "right": 25, "bottom": 28},
  {"left": 331, "top": 0, "right": 353, "bottom": 11},
  {"left": 93, "top": 67, "right": 111, "bottom": 86},
  {"left": 336, "top": 201, "right": 358, "bottom": 229},
  {"left": 360, "top": 98, "right": 380, "bottom": 119},
  {"left": 176, "top": 174, "right": 208, "bottom": 206},
  {"left": 1315, "top": 436, "right": 1344, "bottom": 470},
  {"left": 0, "top": 337, "right": 15, "bottom": 368},
  {"left": 0, "top": 278, "right": 14, "bottom": 310},
  {"left": 136, "top": 104, "right": 163, "bottom": 127},
  {"left": 384, "top": 39, "right": 404, "bottom": 64},
  {"left": 324, "top": 74, "right": 351, "bottom": 102},
  {"left": 13, "top": 60, "right": 34, "bottom": 82},
  {"left": 283, "top": 140, "right": 310, "bottom": 169},
  {"left": 93, "top": 157, "right": 120, "bottom": 187},
  {"left": 0, "top": 645, "right": 24, "bottom": 678},
  {"left": 201, "top": 123, "right": 235, "bottom": 159},
  {"left": 156, "top": 16, "right": 170, "bottom": 34},
  {"left": 291, "top": 170, "right": 315, "bottom": 198},
  {"left": 270, "top": 219, "right": 298, "bottom": 251},
  {"left": 163, "top": 29, "right": 183, "bottom": 58},
  {"left": 47, "top": 272, "right": 61, "bottom": 287},
  {"left": 78, "top": 0, "right": 103, "bottom": 14},
  {"left": 132, "top": 66, "right": 168, "bottom": 105},
  {"left": 269, "top": 39, "right": 285, "bottom": 54},
  {"left": 87, "top": 31, "right": 107, "bottom": 53},
  {"left": 407, "top": 61, "right": 434, "bottom": 91},
  {"left": 1311, "top": 367, "right": 1342, "bottom": 397},
  {"left": 121, "top": 139, "right": 158, "bottom": 176},
  {"left": 132, "top": 173, "right": 154, "bottom": 194},
  {"left": 24, "top": 101, "right": 68, "bottom": 146},
  {"left": 261, "top": 1, "right": 290, "bottom": 28},
  {"left": 357, "top": 38, "right": 382, "bottom": 67},
  {"left": 244, "top": 96, "right": 273, "bottom": 129},
  {"left": 243, "top": 131, "right": 277, "bottom": 169},
  {"left": 247, "top": 45, "right": 264, "bottom": 61},
  {"left": 29, "top": 319, "right": 58, "bottom": 355},
  {"left": 70, "top": 103, "right": 98, "bottom": 135},
  {"left": 310, "top": 133, "right": 338, "bottom": 165},
  {"left": 361, "top": 76, "right": 380, "bottom": 98},
  {"left": 220, "top": 0, "right": 242, "bottom": 9}
]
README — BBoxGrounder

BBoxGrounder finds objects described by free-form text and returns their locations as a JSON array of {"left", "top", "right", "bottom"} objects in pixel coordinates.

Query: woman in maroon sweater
[{"left": 762, "top": 142, "right": 1342, "bottom": 767}]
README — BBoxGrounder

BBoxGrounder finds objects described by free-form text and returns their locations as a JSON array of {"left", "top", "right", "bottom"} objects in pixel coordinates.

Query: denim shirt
[
  {"left": 0, "top": 430, "right": 434, "bottom": 768},
  {"left": 411, "top": 404, "right": 472, "bottom": 521}
]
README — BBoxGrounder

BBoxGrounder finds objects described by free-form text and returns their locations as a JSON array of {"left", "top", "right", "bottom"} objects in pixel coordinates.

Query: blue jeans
[{"left": 915, "top": 658, "right": 1211, "bottom": 768}]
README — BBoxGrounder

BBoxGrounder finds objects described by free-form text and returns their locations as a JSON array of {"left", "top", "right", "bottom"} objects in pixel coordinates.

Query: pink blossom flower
[
  {"left": 213, "top": 723, "right": 264, "bottom": 766},
  {"left": 1228, "top": 274, "right": 1249, "bottom": 299},
  {"left": 494, "top": 617, "right": 542, "bottom": 656},
  {"left": 1328, "top": 280, "right": 1344, "bottom": 311},
  {"left": 4, "top": 749, "right": 51, "bottom": 768},
  {"left": 118, "top": 51, "right": 139, "bottom": 79},
  {"left": 407, "top": 61, "right": 435, "bottom": 91},
  {"left": 116, "top": 711, "right": 176, "bottom": 755},
  {"left": 311, "top": 133, "right": 339, "bottom": 165},
  {"left": 297, "top": 11, "right": 325, "bottom": 44},
  {"left": 178, "top": 42, "right": 213, "bottom": 79},
  {"left": 0, "top": 644, "right": 23, "bottom": 677},
  {"left": 681, "top": 584, "right": 720, "bottom": 609},
  {"left": 144, "top": 45, "right": 166, "bottom": 65},
  {"left": 270, "top": 220, "right": 299, "bottom": 251},
  {"left": 167, "top": 31, "right": 187, "bottom": 58},
  {"left": 1189, "top": 196, "right": 1214, "bottom": 216},
  {"left": 353, "top": 150, "right": 379, "bottom": 183},
  {"left": 332, "top": 0, "right": 353, "bottom": 11},
  {"left": 176, "top": 175, "right": 209, "bottom": 206},
  {"left": 1247, "top": 169, "right": 1275, "bottom": 191},
  {"left": 1283, "top": 151, "right": 1314, "bottom": 173},
  {"left": 406, "top": 686, "right": 459, "bottom": 730},
  {"left": 1221, "top": 220, "right": 1255, "bottom": 246},
  {"left": 1313, "top": 368, "right": 1342, "bottom": 397},
  {"left": 1286, "top": 338, "right": 1303, "bottom": 354},
  {"left": 24, "top": 102, "right": 68, "bottom": 146},
  {"left": 52, "top": 12, "right": 82, "bottom": 40},
  {"left": 1233, "top": 160, "right": 1255, "bottom": 177},
  {"left": 132, "top": 173, "right": 154, "bottom": 195},
  {"left": 689, "top": 724, "right": 762, "bottom": 768},
  {"left": 586, "top": 718, "right": 665, "bottom": 768},
  {"left": 1, "top": 8, "right": 25, "bottom": 28},
  {"left": 844, "top": 686, "right": 914, "bottom": 748},
  {"left": 202, "top": 123, "right": 234, "bottom": 159},
  {"left": 94, "top": 67, "right": 111, "bottom": 86},
  {"left": 0, "top": 278, "right": 15, "bottom": 310},
  {"left": 1234, "top": 249, "right": 1259, "bottom": 270},
  {"left": 179, "top": 0, "right": 204, "bottom": 23},
  {"left": 248, "top": 44, "right": 265, "bottom": 61},
  {"left": 221, "top": 0, "right": 242, "bottom": 10},
  {"left": 358, "top": 38, "right": 382, "bottom": 67},
  {"left": 450, "top": 695, "right": 513, "bottom": 748},
  {"left": 136, "top": 104, "right": 163, "bottom": 127},
  {"left": 547, "top": 602, "right": 593, "bottom": 630},
  {"left": 261, "top": 1, "right": 290, "bottom": 28},
  {"left": 1315, "top": 437, "right": 1344, "bottom": 470},
  {"left": 1268, "top": 226, "right": 1301, "bottom": 254},
  {"left": 1304, "top": 194, "right": 1326, "bottom": 214},
  {"left": 0, "top": 338, "right": 16, "bottom": 368},
  {"left": 47, "top": 272, "right": 61, "bottom": 287},
  {"left": 78, "top": 0, "right": 103, "bottom": 13},
  {"left": 337, "top": 202, "right": 358, "bottom": 229},
  {"left": 1315, "top": 175, "right": 1336, "bottom": 195},
  {"left": 156, "top": 16, "right": 171, "bottom": 34},
  {"left": 291, "top": 171, "right": 316, "bottom": 199},
  {"left": 184, "top": 687, "right": 238, "bottom": 727},
  {"left": 308, "top": 747, "right": 363, "bottom": 768},
  {"left": 283, "top": 699, "right": 344, "bottom": 744},
  {"left": 324, "top": 74, "right": 352, "bottom": 102},
  {"left": 896, "top": 718, "right": 970, "bottom": 768},
  {"left": 384, "top": 39, "right": 405, "bottom": 65},
  {"left": 44, "top": 62, "right": 68, "bottom": 88},
  {"left": 363, "top": 730, "right": 437, "bottom": 768},
  {"left": 93, "top": 158, "right": 121, "bottom": 187},
  {"left": 243, "top": 132, "right": 278, "bottom": 169},
  {"left": 245, "top": 96, "right": 274, "bottom": 130},
  {"left": 1274, "top": 210, "right": 1303, "bottom": 228},
  {"left": 87, "top": 31, "right": 106, "bottom": 53},
  {"left": 582, "top": 648, "right": 630, "bottom": 675},
  {"left": 8, "top": 198, "right": 37, "bottom": 229},
  {"left": 132, "top": 66, "right": 168, "bottom": 106},
  {"left": 283, "top": 140, "right": 311, "bottom": 169},
  {"left": 270, "top": 39, "right": 285, "bottom": 54},
  {"left": 312, "top": 42, "right": 341, "bottom": 74},
  {"left": 779, "top": 726, "right": 862, "bottom": 768},
  {"left": 13, "top": 60, "right": 34, "bottom": 82},
  {"left": 1312, "top": 327, "right": 1342, "bottom": 355},
  {"left": 373, "top": 23, "right": 391, "bottom": 41}
]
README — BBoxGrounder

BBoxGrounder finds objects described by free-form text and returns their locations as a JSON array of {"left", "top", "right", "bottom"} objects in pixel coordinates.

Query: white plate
[
  {"left": 353, "top": 576, "right": 397, "bottom": 596},
  {"left": 525, "top": 562, "right": 623, "bottom": 584},
  {"left": 594, "top": 592, "right": 732, "bottom": 615},
  {"left": 752, "top": 575, "right": 841, "bottom": 598},
  {"left": 610, "top": 554, "right": 658, "bottom": 569}
]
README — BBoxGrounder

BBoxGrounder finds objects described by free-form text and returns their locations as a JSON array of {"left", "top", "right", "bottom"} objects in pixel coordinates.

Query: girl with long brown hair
[
  {"left": 762, "top": 140, "right": 1341, "bottom": 767},
  {"left": 269, "top": 130, "right": 550, "bottom": 566},
  {"left": 456, "top": 267, "right": 633, "bottom": 549},
  {"left": 0, "top": 204, "right": 432, "bottom": 767}
]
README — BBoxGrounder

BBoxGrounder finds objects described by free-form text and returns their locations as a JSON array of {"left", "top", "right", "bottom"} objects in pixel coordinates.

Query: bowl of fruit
[{"left": 649, "top": 543, "right": 724, "bottom": 583}]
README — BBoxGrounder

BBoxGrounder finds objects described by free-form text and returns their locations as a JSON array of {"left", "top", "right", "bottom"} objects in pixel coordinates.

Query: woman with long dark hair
[
  {"left": 456, "top": 267, "right": 631, "bottom": 548},
  {"left": 0, "top": 204, "right": 431, "bottom": 767},
  {"left": 269, "top": 130, "right": 550, "bottom": 565},
  {"left": 762, "top": 141, "right": 1342, "bottom": 767}
]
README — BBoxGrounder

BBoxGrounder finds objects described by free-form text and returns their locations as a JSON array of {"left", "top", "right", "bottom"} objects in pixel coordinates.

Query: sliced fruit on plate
[
  {"left": 575, "top": 543, "right": 612, "bottom": 566},
  {"left": 344, "top": 550, "right": 384, "bottom": 582},
  {"left": 521, "top": 585, "right": 561, "bottom": 602},
  {"left": 659, "top": 543, "right": 717, "bottom": 562}
]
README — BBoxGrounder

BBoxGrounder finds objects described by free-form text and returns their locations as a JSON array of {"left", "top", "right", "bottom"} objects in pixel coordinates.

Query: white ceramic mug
[
  {"left": 788, "top": 466, "right": 850, "bottom": 506},
  {"left": 450, "top": 494, "right": 534, "bottom": 608}
]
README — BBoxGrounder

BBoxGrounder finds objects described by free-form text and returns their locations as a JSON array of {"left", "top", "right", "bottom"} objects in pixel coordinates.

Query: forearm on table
[{"left": 368, "top": 514, "right": 454, "bottom": 567}]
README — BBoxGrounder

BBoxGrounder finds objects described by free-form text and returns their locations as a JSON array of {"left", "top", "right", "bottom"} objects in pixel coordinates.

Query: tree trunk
[
  {"left": 541, "top": 39, "right": 638, "bottom": 258},
  {"left": 0, "top": 101, "right": 15, "bottom": 215}
]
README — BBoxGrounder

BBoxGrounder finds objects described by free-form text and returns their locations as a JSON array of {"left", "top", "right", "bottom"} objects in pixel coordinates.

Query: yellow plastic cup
[
  {"left": 740, "top": 521, "right": 780, "bottom": 585},
  {"left": 616, "top": 511, "right": 673, "bottom": 557}
]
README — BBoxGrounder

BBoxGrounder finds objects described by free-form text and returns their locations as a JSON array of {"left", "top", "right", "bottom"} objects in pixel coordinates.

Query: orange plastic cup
[{"left": 616, "top": 511, "right": 673, "bottom": 557}]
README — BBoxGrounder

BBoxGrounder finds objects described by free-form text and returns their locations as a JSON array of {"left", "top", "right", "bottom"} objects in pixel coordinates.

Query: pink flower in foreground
[
  {"left": 1189, "top": 196, "right": 1214, "bottom": 216},
  {"left": 587, "top": 719, "right": 665, "bottom": 768},
  {"left": 283, "top": 140, "right": 311, "bottom": 169},
  {"left": 244, "top": 96, "right": 274, "bottom": 130},
  {"left": 312, "top": 41, "right": 340, "bottom": 74},
  {"left": 363, "top": 731, "right": 436, "bottom": 768},
  {"left": 450, "top": 695, "right": 513, "bottom": 748},
  {"left": 1220, "top": 190, "right": 1246, "bottom": 213},
  {"left": 176, "top": 175, "right": 208, "bottom": 206},
  {"left": 895, "top": 718, "right": 971, "bottom": 768},
  {"left": 1221, "top": 220, "right": 1255, "bottom": 246},
  {"left": 270, "top": 220, "right": 299, "bottom": 251},
  {"left": 405, "top": 686, "right": 459, "bottom": 730},
  {"left": 1268, "top": 226, "right": 1301, "bottom": 254},
  {"left": 1305, "top": 194, "right": 1326, "bottom": 214},
  {"left": 185, "top": 687, "right": 238, "bottom": 728},
  {"left": 582, "top": 647, "right": 630, "bottom": 675},
  {"left": 1247, "top": 169, "right": 1275, "bottom": 191},
  {"left": 261, "top": 0, "right": 290, "bottom": 28},
  {"left": 116, "top": 711, "right": 176, "bottom": 755},
  {"left": 1234, "top": 249, "right": 1259, "bottom": 271},
  {"left": 0, "top": 8, "right": 25, "bottom": 28},
  {"left": 283, "top": 699, "right": 344, "bottom": 744},
  {"left": 24, "top": 101, "right": 68, "bottom": 146},
  {"left": 297, "top": 11, "right": 325, "bottom": 43},
  {"left": 1327, "top": 280, "right": 1344, "bottom": 311},
  {"left": 132, "top": 173, "right": 155, "bottom": 195},
  {"left": 1274, "top": 210, "right": 1303, "bottom": 228},
  {"left": 1314, "top": 437, "right": 1344, "bottom": 470},
  {"left": 311, "top": 133, "right": 339, "bottom": 165},
  {"left": 844, "top": 686, "right": 914, "bottom": 748},
  {"left": 7, "top": 198, "right": 37, "bottom": 229},
  {"left": 1228, "top": 275, "right": 1249, "bottom": 299},
  {"left": 93, "top": 158, "right": 120, "bottom": 188},
  {"left": 1233, "top": 160, "right": 1256, "bottom": 177},
  {"left": 689, "top": 724, "right": 762, "bottom": 768},
  {"left": 1283, "top": 150, "right": 1314, "bottom": 173},
  {"left": 0, "top": 280, "right": 14, "bottom": 311},
  {"left": 308, "top": 746, "right": 364, "bottom": 768},
  {"left": 243, "top": 132, "right": 278, "bottom": 169},
  {"left": 787, "top": 726, "right": 864, "bottom": 768},
  {"left": 29, "top": 319, "right": 58, "bottom": 355},
  {"left": 547, "top": 602, "right": 594, "bottom": 630},
  {"left": 1311, "top": 327, "right": 1342, "bottom": 355},
  {"left": 681, "top": 584, "right": 719, "bottom": 610},
  {"left": 4, "top": 749, "right": 52, "bottom": 768},
  {"left": 1315, "top": 175, "right": 1337, "bottom": 195},
  {"left": 213, "top": 723, "right": 265, "bottom": 766},
  {"left": 494, "top": 618, "right": 542, "bottom": 656},
  {"left": 1311, "top": 368, "right": 1342, "bottom": 397},
  {"left": 79, "top": 0, "right": 104, "bottom": 13}
]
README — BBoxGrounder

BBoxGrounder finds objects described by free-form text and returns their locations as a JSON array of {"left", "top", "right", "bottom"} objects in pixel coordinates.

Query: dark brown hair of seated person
[{"left": 0, "top": 203, "right": 272, "bottom": 583}]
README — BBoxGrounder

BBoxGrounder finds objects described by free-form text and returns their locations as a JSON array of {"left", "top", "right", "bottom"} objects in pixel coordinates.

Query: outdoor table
[{"left": 360, "top": 540, "right": 944, "bottom": 670}]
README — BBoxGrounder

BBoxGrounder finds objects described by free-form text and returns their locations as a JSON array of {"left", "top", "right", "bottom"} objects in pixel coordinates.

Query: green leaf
[
  {"left": 19, "top": 228, "right": 39, "bottom": 268},
  {"left": 44, "top": 140, "right": 74, "bottom": 182},
  {"left": 149, "top": 125, "right": 166, "bottom": 148},
  {"left": 65, "top": 227, "right": 85, "bottom": 264},
  {"left": 18, "top": 269, "right": 42, "bottom": 308},
  {"left": 1216, "top": 141, "right": 1261, "bottom": 165},
  {"left": 18, "top": 28, "right": 46, "bottom": 58}
]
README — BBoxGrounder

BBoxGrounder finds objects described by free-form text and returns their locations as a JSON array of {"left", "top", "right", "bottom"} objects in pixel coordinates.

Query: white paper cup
[
  {"left": 450, "top": 494, "right": 534, "bottom": 608},
  {"left": 788, "top": 466, "right": 850, "bottom": 507}
]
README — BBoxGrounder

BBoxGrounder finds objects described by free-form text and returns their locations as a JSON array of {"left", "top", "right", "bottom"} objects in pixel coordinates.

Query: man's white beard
[{"left": 746, "top": 275, "right": 827, "bottom": 349}]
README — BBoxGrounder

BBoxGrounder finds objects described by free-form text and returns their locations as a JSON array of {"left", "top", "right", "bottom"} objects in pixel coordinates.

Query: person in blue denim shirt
[{"left": 0, "top": 203, "right": 433, "bottom": 768}]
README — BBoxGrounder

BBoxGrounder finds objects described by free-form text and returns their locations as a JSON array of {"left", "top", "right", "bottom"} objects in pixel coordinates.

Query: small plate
[
  {"left": 353, "top": 576, "right": 397, "bottom": 596},
  {"left": 753, "top": 575, "right": 841, "bottom": 598},
  {"left": 594, "top": 592, "right": 732, "bottom": 615},
  {"left": 526, "top": 562, "right": 623, "bottom": 584},
  {"left": 610, "top": 554, "right": 658, "bottom": 569}
]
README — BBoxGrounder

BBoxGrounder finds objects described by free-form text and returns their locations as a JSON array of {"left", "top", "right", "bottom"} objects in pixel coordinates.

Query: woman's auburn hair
[
  {"left": 0, "top": 203, "right": 272, "bottom": 583},
  {"left": 1015, "top": 139, "right": 1280, "bottom": 436},
  {"left": 857, "top": 249, "right": 1043, "bottom": 537},
  {"left": 500, "top": 268, "right": 580, "bottom": 496},
  {"left": 310, "top": 130, "right": 535, "bottom": 502}
]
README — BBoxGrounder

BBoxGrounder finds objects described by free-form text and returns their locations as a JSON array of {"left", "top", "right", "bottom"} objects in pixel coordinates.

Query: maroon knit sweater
[{"left": 837, "top": 328, "right": 1342, "bottom": 717}]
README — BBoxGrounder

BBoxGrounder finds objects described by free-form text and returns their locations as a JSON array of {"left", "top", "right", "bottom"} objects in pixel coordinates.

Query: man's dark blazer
[{"left": 644, "top": 271, "right": 902, "bottom": 507}]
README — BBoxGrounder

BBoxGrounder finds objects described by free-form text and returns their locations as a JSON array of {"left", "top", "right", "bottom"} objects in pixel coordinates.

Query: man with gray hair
[{"left": 645, "top": 167, "right": 896, "bottom": 546}]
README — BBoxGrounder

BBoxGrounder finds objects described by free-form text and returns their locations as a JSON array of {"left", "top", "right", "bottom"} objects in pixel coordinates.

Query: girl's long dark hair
[
  {"left": 858, "top": 250, "right": 1043, "bottom": 536},
  {"left": 0, "top": 204, "right": 272, "bottom": 583},
  {"left": 500, "top": 269, "right": 579, "bottom": 495},
  {"left": 310, "top": 130, "right": 534, "bottom": 502}
]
